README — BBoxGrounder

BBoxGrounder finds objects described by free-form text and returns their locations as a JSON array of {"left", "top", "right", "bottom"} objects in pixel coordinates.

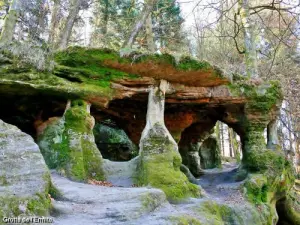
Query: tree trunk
[
  {"left": 145, "top": 13, "right": 155, "bottom": 52},
  {"left": 102, "top": 0, "right": 109, "bottom": 35},
  {"left": 239, "top": 0, "right": 258, "bottom": 78},
  {"left": 57, "top": 0, "right": 82, "bottom": 50},
  {"left": 233, "top": 131, "right": 241, "bottom": 162},
  {"left": 30, "top": 0, "right": 48, "bottom": 41},
  {"left": 123, "top": 0, "right": 157, "bottom": 48},
  {"left": 48, "top": 0, "right": 61, "bottom": 45},
  {"left": 0, "top": 0, "right": 20, "bottom": 46}
]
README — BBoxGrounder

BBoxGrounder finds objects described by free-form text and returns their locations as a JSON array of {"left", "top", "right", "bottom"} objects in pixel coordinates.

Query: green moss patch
[
  {"left": 137, "top": 152, "right": 200, "bottom": 202},
  {"left": 193, "top": 200, "right": 242, "bottom": 225},
  {"left": 229, "top": 80, "right": 283, "bottom": 112},
  {"left": 170, "top": 215, "right": 202, "bottom": 225},
  {"left": 54, "top": 47, "right": 139, "bottom": 85},
  {"left": 37, "top": 100, "right": 105, "bottom": 182}
]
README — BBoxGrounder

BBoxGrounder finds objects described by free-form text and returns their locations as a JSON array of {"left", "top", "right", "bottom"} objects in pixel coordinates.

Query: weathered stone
[
  {"left": 102, "top": 157, "right": 139, "bottom": 187},
  {"left": 199, "top": 135, "right": 221, "bottom": 169},
  {"left": 179, "top": 123, "right": 215, "bottom": 176},
  {"left": 0, "top": 46, "right": 298, "bottom": 224},
  {"left": 0, "top": 119, "right": 52, "bottom": 217},
  {"left": 37, "top": 100, "right": 105, "bottom": 181},
  {"left": 93, "top": 122, "right": 137, "bottom": 161},
  {"left": 267, "top": 119, "right": 279, "bottom": 150},
  {"left": 187, "top": 143, "right": 203, "bottom": 176},
  {"left": 137, "top": 83, "right": 201, "bottom": 202}
]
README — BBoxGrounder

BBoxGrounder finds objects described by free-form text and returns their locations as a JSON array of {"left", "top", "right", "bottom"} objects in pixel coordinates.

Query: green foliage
[
  {"left": 153, "top": 0, "right": 186, "bottom": 52},
  {"left": 245, "top": 175, "right": 269, "bottom": 204},
  {"left": 26, "top": 193, "right": 51, "bottom": 216},
  {"left": 91, "top": 0, "right": 139, "bottom": 49},
  {"left": 48, "top": 182, "right": 62, "bottom": 199},
  {"left": 246, "top": 148, "right": 285, "bottom": 174}
]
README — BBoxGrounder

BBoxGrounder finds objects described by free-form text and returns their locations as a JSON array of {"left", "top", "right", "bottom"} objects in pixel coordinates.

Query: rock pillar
[
  {"left": 199, "top": 135, "right": 222, "bottom": 169},
  {"left": 267, "top": 119, "right": 279, "bottom": 150},
  {"left": 138, "top": 81, "right": 200, "bottom": 202},
  {"left": 38, "top": 100, "right": 105, "bottom": 181}
]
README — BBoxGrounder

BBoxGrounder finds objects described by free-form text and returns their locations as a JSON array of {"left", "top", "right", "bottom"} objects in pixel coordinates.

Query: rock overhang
[{"left": 0, "top": 46, "right": 282, "bottom": 140}]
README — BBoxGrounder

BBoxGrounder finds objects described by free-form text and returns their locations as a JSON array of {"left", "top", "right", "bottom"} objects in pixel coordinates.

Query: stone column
[
  {"left": 267, "top": 119, "right": 279, "bottom": 150},
  {"left": 138, "top": 81, "right": 201, "bottom": 202},
  {"left": 38, "top": 99, "right": 105, "bottom": 181}
]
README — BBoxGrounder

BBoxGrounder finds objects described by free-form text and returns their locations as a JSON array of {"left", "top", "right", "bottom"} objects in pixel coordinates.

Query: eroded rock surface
[
  {"left": 137, "top": 84, "right": 201, "bottom": 202},
  {"left": 0, "top": 46, "right": 299, "bottom": 224},
  {"left": 37, "top": 100, "right": 104, "bottom": 182},
  {"left": 50, "top": 169, "right": 280, "bottom": 225},
  {"left": 0, "top": 119, "right": 52, "bottom": 217},
  {"left": 93, "top": 122, "right": 137, "bottom": 161},
  {"left": 200, "top": 135, "right": 221, "bottom": 169}
]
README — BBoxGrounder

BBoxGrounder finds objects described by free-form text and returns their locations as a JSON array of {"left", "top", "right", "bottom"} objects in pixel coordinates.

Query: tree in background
[
  {"left": 152, "top": 0, "right": 185, "bottom": 52},
  {"left": 90, "top": 0, "right": 139, "bottom": 49},
  {"left": 188, "top": 0, "right": 300, "bottom": 170},
  {"left": 57, "top": 0, "right": 83, "bottom": 49},
  {"left": 0, "top": 0, "right": 20, "bottom": 45},
  {"left": 123, "top": 0, "right": 157, "bottom": 48}
]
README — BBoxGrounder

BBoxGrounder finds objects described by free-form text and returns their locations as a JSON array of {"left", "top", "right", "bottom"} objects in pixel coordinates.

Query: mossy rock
[
  {"left": 229, "top": 80, "right": 282, "bottom": 113},
  {"left": 37, "top": 100, "right": 105, "bottom": 182},
  {"left": 0, "top": 119, "right": 54, "bottom": 218},
  {"left": 193, "top": 200, "right": 276, "bottom": 225},
  {"left": 137, "top": 124, "right": 201, "bottom": 202},
  {"left": 170, "top": 215, "right": 202, "bottom": 225},
  {"left": 93, "top": 122, "right": 138, "bottom": 161}
]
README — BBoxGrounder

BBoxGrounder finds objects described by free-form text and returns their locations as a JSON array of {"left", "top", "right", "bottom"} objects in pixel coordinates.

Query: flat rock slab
[
  {"left": 51, "top": 172, "right": 171, "bottom": 225},
  {"left": 50, "top": 167, "right": 263, "bottom": 225}
]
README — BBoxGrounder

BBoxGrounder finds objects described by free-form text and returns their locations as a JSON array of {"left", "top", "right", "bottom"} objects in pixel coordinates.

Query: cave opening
[
  {"left": 216, "top": 121, "right": 242, "bottom": 167},
  {"left": 178, "top": 118, "right": 243, "bottom": 178},
  {"left": 276, "top": 198, "right": 292, "bottom": 225},
  {"left": 92, "top": 118, "right": 138, "bottom": 162},
  {"left": 90, "top": 106, "right": 139, "bottom": 162},
  {"left": 0, "top": 94, "right": 66, "bottom": 139}
]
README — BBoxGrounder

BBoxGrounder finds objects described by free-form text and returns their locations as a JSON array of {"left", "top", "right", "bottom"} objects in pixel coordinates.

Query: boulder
[{"left": 0, "top": 119, "right": 52, "bottom": 217}]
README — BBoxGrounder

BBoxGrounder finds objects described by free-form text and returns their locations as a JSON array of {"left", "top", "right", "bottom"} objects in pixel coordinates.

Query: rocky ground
[{"left": 50, "top": 163, "right": 258, "bottom": 225}]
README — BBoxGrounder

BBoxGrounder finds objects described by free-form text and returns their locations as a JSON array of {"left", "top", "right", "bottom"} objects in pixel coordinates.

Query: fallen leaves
[{"left": 88, "top": 179, "right": 114, "bottom": 187}]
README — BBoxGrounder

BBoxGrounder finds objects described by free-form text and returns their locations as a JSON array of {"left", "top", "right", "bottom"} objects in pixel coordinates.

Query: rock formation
[
  {"left": 93, "top": 122, "right": 137, "bottom": 161},
  {"left": 0, "top": 46, "right": 299, "bottom": 224},
  {"left": 37, "top": 100, "right": 105, "bottom": 181},
  {"left": 200, "top": 135, "right": 221, "bottom": 169},
  {"left": 0, "top": 119, "right": 52, "bottom": 217},
  {"left": 137, "top": 81, "right": 201, "bottom": 202}
]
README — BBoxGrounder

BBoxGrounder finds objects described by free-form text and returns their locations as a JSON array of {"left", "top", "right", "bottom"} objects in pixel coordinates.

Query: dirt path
[{"left": 197, "top": 163, "right": 245, "bottom": 204}]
